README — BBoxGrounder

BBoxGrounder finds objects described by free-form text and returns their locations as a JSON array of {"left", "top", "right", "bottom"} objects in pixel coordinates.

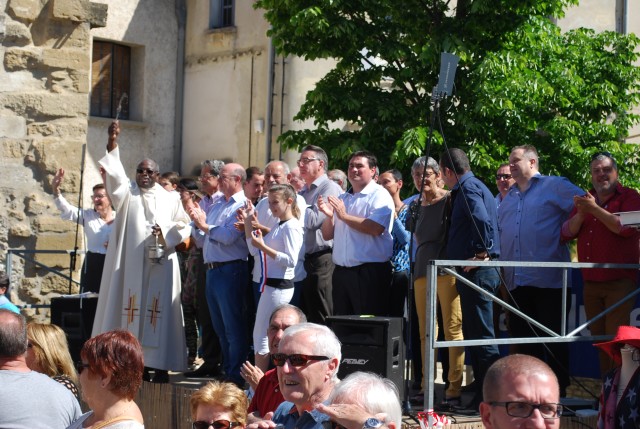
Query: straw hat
[{"left": 593, "top": 325, "right": 640, "bottom": 365}]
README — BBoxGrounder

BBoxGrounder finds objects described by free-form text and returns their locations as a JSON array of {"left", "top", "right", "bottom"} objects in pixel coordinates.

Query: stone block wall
[{"left": 1, "top": 0, "right": 106, "bottom": 320}]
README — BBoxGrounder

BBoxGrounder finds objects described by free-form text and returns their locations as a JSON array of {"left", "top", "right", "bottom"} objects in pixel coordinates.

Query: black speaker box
[
  {"left": 326, "top": 315, "right": 404, "bottom": 397},
  {"left": 50, "top": 297, "right": 98, "bottom": 362}
]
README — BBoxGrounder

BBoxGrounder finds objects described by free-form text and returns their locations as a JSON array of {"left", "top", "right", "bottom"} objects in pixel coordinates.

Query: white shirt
[
  {"left": 248, "top": 217, "right": 304, "bottom": 281},
  {"left": 248, "top": 194, "right": 308, "bottom": 282},
  {"left": 54, "top": 195, "right": 114, "bottom": 254},
  {"left": 332, "top": 180, "right": 394, "bottom": 267}
]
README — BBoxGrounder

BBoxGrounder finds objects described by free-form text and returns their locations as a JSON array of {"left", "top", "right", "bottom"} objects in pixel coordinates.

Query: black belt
[
  {"left": 206, "top": 259, "right": 243, "bottom": 270},
  {"left": 305, "top": 248, "right": 332, "bottom": 259}
]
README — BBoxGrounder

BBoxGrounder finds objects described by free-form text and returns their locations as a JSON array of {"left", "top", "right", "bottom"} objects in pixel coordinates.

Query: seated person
[{"left": 190, "top": 381, "right": 248, "bottom": 429}]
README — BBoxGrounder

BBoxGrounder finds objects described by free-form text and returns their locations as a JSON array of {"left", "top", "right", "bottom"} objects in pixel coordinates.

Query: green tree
[{"left": 256, "top": 0, "right": 640, "bottom": 191}]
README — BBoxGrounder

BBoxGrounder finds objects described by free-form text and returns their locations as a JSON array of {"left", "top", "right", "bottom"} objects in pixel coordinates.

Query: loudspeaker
[
  {"left": 326, "top": 315, "right": 404, "bottom": 397},
  {"left": 50, "top": 297, "right": 98, "bottom": 362}
]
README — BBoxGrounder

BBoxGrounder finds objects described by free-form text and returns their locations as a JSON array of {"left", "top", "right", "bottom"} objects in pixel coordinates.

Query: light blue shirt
[
  {"left": 198, "top": 190, "right": 249, "bottom": 264},
  {"left": 0, "top": 295, "right": 20, "bottom": 313},
  {"left": 498, "top": 174, "right": 584, "bottom": 290}
]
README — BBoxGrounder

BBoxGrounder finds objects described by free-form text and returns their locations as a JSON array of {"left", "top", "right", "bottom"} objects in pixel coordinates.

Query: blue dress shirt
[
  {"left": 198, "top": 190, "right": 248, "bottom": 263},
  {"left": 498, "top": 174, "right": 584, "bottom": 290}
]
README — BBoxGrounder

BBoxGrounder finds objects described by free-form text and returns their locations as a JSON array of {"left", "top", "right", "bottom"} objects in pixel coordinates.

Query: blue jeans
[
  {"left": 456, "top": 266, "right": 502, "bottom": 398},
  {"left": 206, "top": 261, "right": 248, "bottom": 383}
]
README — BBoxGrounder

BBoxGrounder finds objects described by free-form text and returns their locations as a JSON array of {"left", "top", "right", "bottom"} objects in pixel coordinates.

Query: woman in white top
[
  {"left": 52, "top": 168, "right": 115, "bottom": 293},
  {"left": 241, "top": 184, "right": 304, "bottom": 372}
]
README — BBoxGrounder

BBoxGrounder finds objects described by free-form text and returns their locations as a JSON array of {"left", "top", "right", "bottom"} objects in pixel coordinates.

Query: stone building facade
[{"left": 0, "top": 0, "right": 178, "bottom": 319}]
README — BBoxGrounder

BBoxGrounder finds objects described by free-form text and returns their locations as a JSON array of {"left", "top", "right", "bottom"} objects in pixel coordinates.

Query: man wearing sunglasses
[
  {"left": 0, "top": 309, "right": 82, "bottom": 428},
  {"left": 480, "top": 354, "right": 561, "bottom": 429},
  {"left": 248, "top": 323, "right": 341, "bottom": 429},
  {"left": 246, "top": 304, "right": 307, "bottom": 422},
  {"left": 93, "top": 121, "right": 192, "bottom": 383},
  {"left": 494, "top": 163, "right": 515, "bottom": 208},
  {"left": 561, "top": 151, "right": 640, "bottom": 377}
]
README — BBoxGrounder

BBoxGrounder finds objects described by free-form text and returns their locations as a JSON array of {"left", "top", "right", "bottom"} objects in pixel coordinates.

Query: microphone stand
[
  {"left": 70, "top": 144, "right": 87, "bottom": 295},
  {"left": 402, "top": 88, "right": 444, "bottom": 415}
]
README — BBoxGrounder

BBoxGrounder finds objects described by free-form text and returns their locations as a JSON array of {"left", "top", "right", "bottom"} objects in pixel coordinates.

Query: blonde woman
[
  {"left": 26, "top": 322, "right": 79, "bottom": 398},
  {"left": 190, "top": 381, "right": 247, "bottom": 429}
]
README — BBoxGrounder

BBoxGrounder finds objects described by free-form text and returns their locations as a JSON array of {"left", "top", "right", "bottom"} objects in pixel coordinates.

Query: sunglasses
[
  {"left": 192, "top": 420, "right": 241, "bottom": 429},
  {"left": 136, "top": 168, "right": 157, "bottom": 175},
  {"left": 75, "top": 361, "right": 90, "bottom": 374},
  {"left": 495, "top": 174, "right": 512, "bottom": 180},
  {"left": 271, "top": 353, "right": 331, "bottom": 367}
]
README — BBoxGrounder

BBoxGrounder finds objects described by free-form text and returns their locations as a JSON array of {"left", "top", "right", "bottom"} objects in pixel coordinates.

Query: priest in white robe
[{"left": 92, "top": 121, "right": 191, "bottom": 380}]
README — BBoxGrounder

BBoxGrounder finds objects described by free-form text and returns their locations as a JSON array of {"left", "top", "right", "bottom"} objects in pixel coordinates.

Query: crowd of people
[{"left": 2, "top": 118, "right": 639, "bottom": 428}]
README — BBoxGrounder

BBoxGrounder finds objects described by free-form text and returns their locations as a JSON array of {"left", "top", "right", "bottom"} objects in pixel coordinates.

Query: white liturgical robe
[{"left": 92, "top": 147, "right": 191, "bottom": 371}]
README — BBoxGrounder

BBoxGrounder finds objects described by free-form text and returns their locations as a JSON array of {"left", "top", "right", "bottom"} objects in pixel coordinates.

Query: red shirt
[
  {"left": 562, "top": 183, "right": 640, "bottom": 282},
  {"left": 248, "top": 368, "right": 284, "bottom": 417}
]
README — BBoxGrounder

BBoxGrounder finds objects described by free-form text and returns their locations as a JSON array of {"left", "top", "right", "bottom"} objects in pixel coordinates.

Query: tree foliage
[{"left": 255, "top": 0, "right": 640, "bottom": 191}]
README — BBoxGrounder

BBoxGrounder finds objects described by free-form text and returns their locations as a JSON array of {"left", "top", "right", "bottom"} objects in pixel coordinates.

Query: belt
[
  {"left": 206, "top": 259, "right": 243, "bottom": 270},
  {"left": 305, "top": 248, "right": 332, "bottom": 259}
]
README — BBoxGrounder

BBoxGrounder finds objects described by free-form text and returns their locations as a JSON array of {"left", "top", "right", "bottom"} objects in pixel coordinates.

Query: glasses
[
  {"left": 199, "top": 174, "right": 217, "bottom": 181},
  {"left": 219, "top": 174, "right": 237, "bottom": 182},
  {"left": 75, "top": 361, "right": 90, "bottom": 374},
  {"left": 136, "top": 168, "right": 157, "bottom": 175},
  {"left": 413, "top": 171, "right": 435, "bottom": 179},
  {"left": 297, "top": 157, "right": 319, "bottom": 166},
  {"left": 490, "top": 402, "right": 563, "bottom": 419},
  {"left": 591, "top": 151, "right": 615, "bottom": 162},
  {"left": 496, "top": 174, "right": 512, "bottom": 180},
  {"left": 93, "top": 194, "right": 108, "bottom": 199},
  {"left": 192, "top": 420, "right": 241, "bottom": 429},
  {"left": 271, "top": 353, "right": 331, "bottom": 367}
]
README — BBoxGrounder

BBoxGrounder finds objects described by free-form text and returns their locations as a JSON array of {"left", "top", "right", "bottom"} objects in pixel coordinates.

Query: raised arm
[{"left": 107, "top": 121, "right": 120, "bottom": 152}]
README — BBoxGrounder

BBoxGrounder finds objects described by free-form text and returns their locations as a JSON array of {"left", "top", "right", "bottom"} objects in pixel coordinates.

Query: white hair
[
  {"left": 281, "top": 323, "right": 342, "bottom": 382},
  {"left": 329, "top": 372, "right": 402, "bottom": 427}
]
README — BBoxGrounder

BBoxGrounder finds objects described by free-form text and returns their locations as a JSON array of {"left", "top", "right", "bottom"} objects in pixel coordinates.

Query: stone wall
[{"left": 1, "top": 0, "right": 107, "bottom": 320}]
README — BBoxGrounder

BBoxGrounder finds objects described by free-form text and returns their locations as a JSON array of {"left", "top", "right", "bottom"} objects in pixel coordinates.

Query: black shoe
[
  {"left": 434, "top": 397, "right": 461, "bottom": 413},
  {"left": 454, "top": 396, "right": 481, "bottom": 415},
  {"left": 461, "top": 380, "right": 478, "bottom": 393},
  {"left": 184, "top": 365, "right": 223, "bottom": 378},
  {"left": 152, "top": 370, "right": 170, "bottom": 384}
]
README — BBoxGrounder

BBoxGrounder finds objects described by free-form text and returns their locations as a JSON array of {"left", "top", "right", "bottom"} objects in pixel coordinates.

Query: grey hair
[
  {"left": 266, "top": 160, "right": 291, "bottom": 175},
  {"left": 329, "top": 372, "right": 402, "bottom": 427},
  {"left": 411, "top": 156, "right": 440, "bottom": 175},
  {"left": 0, "top": 309, "right": 28, "bottom": 358},
  {"left": 269, "top": 304, "right": 307, "bottom": 325},
  {"left": 301, "top": 145, "right": 329, "bottom": 170},
  {"left": 201, "top": 159, "right": 225, "bottom": 177},
  {"left": 281, "top": 322, "right": 342, "bottom": 382},
  {"left": 328, "top": 169, "right": 347, "bottom": 191}
]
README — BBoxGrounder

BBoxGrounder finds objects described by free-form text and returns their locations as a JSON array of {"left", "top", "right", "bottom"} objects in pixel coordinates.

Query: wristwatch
[{"left": 362, "top": 418, "right": 384, "bottom": 429}]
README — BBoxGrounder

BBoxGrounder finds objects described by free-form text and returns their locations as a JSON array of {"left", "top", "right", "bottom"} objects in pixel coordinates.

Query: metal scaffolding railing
[{"left": 423, "top": 259, "right": 640, "bottom": 410}]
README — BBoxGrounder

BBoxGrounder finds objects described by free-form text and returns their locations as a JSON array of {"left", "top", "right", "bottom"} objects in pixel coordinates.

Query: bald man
[
  {"left": 93, "top": 121, "right": 192, "bottom": 383},
  {"left": 480, "top": 354, "right": 562, "bottom": 429}
]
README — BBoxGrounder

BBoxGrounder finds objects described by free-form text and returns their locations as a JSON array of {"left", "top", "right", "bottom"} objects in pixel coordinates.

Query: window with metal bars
[
  {"left": 210, "top": 0, "right": 234, "bottom": 29},
  {"left": 90, "top": 41, "right": 131, "bottom": 119}
]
